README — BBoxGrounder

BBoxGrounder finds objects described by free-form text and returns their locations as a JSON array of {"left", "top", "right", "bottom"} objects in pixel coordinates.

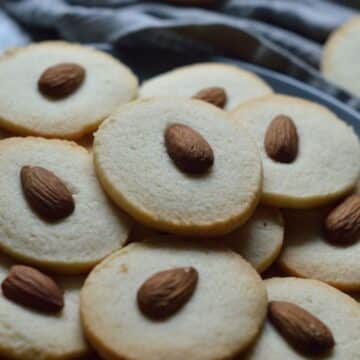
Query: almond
[
  {"left": 164, "top": 124, "right": 214, "bottom": 174},
  {"left": 192, "top": 87, "right": 227, "bottom": 108},
  {"left": 137, "top": 267, "right": 198, "bottom": 319},
  {"left": 268, "top": 301, "right": 335, "bottom": 355},
  {"left": 324, "top": 194, "right": 360, "bottom": 245},
  {"left": 21, "top": 166, "right": 75, "bottom": 221},
  {"left": 264, "top": 115, "right": 298, "bottom": 163},
  {"left": 2, "top": 265, "right": 64, "bottom": 313},
  {"left": 38, "top": 63, "right": 85, "bottom": 99}
]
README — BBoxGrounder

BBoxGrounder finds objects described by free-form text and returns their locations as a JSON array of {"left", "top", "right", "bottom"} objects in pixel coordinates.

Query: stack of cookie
[{"left": 0, "top": 41, "right": 358, "bottom": 360}]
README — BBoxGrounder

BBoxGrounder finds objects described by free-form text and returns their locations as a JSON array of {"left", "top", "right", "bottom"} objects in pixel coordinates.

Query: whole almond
[
  {"left": 192, "top": 87, "right": 227, "bottom": 108},
  {"left": 268, "top": 301, "right": 335, "bottom": 355},
  {"left": 38, "top": 63, "right": 85, "bottom": 99},
  {"left": 2, "top": 265, "right": 64, "bottom": 313},
  {"left": 264, "top": 115, "right": 298, "bottom": 163},
  {"left": 21, "top": 166, "right": 75, "bottom": 221},
  {"left": 137, "top": 267, "right": 198, "bottom": 319},
  {"left": 165, "top": 124, "right": 214, "bottom": 174},
  {"left": 324, "top": 194, "right": 360, "bottom": 245}
]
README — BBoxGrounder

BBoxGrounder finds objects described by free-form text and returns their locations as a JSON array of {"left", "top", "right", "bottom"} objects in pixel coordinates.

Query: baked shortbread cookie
[
  {"left": 81, "top": 238, "right": 268, "bottom": 360},
  {"left": 244, "top": 277, "right": 360, "bottom": 360},
  {"left": 231, "top": 95, "right": 360, "bottom": 208},
  {"left": 278, "top": 207, "right": 360, "bottom": 291},
  {"left": 223, "top": 206, "right": 284, "bottom": 273},
  {"left": 140, "top": 63, "right": 273, "bottom": 110},
  {"left": 0, "top": 137, "right": 131, "bottom": 273},
  {"left": 94, "top": 98, "right": 262, "bottom": 236},
  {"left": 0, "top": 41, "right": 138, "bottom": 139},
  {"left": 322, "top": 17, "right": 360, "bottom": 96},
  {"left": 0, "top": 255, "right": 89, "bottom": 360}
]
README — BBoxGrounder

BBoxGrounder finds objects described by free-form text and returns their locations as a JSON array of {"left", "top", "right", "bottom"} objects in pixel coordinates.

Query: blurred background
[{"left": 1, "top": 0, "right": 360, "bottom": 109}]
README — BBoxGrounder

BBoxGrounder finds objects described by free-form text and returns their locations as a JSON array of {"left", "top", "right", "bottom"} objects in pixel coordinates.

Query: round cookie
[
  {"left": 244, "top": 277, "right": 360, "bottom": 360},
  {"left": 231, "top": 95, "right": 360, "bottom": 208},
  {"left": 0, "top": 41, "right": 138, "bottom": 139},
  {"left": 81, "top": 238, "right": 268, "bottom": 360},
  {"left": 278, "top": 207, "right": 360, "bottom": 291},
  {"left": 0, "top": 255, "right": 89, "bottom": 360},
  {"left": 0, "top": 137, "right": 131, "bottom": 274},
  {"left": 94, "top": 98, "right": 262, "bottom": 236},
  {"left": 140, "top": 63, "right": 273, "bottom": 110},
  {"left": 223, "top": 206, "right": 284, "bottom": 273},
  {"left": 322, "top": 17, "right": 360, "bottom": 96}
]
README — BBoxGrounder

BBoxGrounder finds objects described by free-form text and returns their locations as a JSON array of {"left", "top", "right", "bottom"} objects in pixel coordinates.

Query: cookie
[
  {"left": 322, "top": 17, "right": 360, "bottom": 96},
  {"left": 0, "top": 41, "right": 138, "bottom": 139},
  {"left": 0, "top": 137, "right": 131, "bottom": 273},
  {"left": 140, "top": 63, "right": 273, "bottom": 110},
  {"left": 81, "top": 238, "right": 267, "bottom": 360},
  {"left": 0, "top": 254, "right": 89, "bottom": 360},
  {"left": 244, "top": 277, "right": 360, "bottom": 360},
  {"left": 223, "top": 206, "right": 284, "bottom": 273},
  {"left": 231, "top": 95, "right": 360, "bottom": 208},
  {"left": 94, "top": 98, "right": 262, "bottom": 236},
  {"left": 278, "top": 207, "right": 360, "bottom": 291}
]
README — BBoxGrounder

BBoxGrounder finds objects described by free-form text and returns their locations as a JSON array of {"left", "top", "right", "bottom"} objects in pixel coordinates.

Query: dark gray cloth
[{"left": 1, "top": 0, "right": 360, "bottom": 110}]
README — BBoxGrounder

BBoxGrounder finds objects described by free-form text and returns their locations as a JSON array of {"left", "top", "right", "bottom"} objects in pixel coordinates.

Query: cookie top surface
[
  {"left": 81, "top": 238, "right": 267, "bottom": 360},
  {"left": 0, "top": 255, "right": 88, "bottom": 360},
  {"left": 245, "top": 277, "right": 360, "bottom": 360},
  {"left": 231, "top": 95, "right": 360, "bottom": 208},
  {"left": 140, "top": 63, "right": 273, "bottom": 110},
  {"left": 0, "top": 41, "right": 138, "bottom": 139},
  {"left": 223, "top": 206, "right": 284, "bottom": 273},
  {"left": 322, "top": 17, "right": 360, "bottom": 96},
  {"left": 94, "top": 98, "right": 262, "bottom": 236},
  {"left": 277, "top": 206, "right": 360, "bottom": 291},
  {"left": 0, "top": 137, "right": 131, "bottom": 273}
]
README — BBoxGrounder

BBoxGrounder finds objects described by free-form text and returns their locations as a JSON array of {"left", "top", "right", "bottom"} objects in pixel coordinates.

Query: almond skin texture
[
  {"left": 21, "top": 166, "right": 75, "bottom": 221},
  {"left": 264, "top": 115, "right": 298, "bottom": 163},
  {"left": 268, "top": 301, "right": 335, "bottom": 356},
  {"left": 192, "top": 87, "right": 227, "bottom": 108},
  {"left": 164, "top": 123, "right": 214, "bottom": 174},
  {"left": 137, "top": 267, "right": 198, "bottom": 319},
  {"left": 324, "top": 194, "right": 360, "bottom": 245},
  {"left": 38, "top": 62, "right": 85, "bottom": 99},
  {"left": 1, "top": 265, "right": 64, "bottom": 313}
]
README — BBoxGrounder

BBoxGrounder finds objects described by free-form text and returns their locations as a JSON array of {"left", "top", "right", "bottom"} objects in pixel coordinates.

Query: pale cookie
[
  {"left": 322, "top": 17, "right": 360, "bottom": 96},
  {"left": 223, "top": 206, "right": 284, "bottom": 273},
  {"left": 0, "top": 41, "right": 138, "bottom": 139},
  {"left": 244, "top": 277, "right": 360, "bottom": 360},
  {"left": 140, "top": 63, "right": 273, "bottom": 110},
  {"left": 278, "top": 207, "right": 360, "bottom": 291},
  {"left": 94, "top": 98, "right": 262, "bottom": 236},
  {"left": 0, "top": 137, "right": 131, "bottom": 274},
  {"left": 231, "top": 95, "right": 360, "bottom": 208},
  {"left": 0, "top": 254, "right": 89, "bottom": 360},
  {"left": 81, "top": 238, "right": 268, "bottom": 360}
]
